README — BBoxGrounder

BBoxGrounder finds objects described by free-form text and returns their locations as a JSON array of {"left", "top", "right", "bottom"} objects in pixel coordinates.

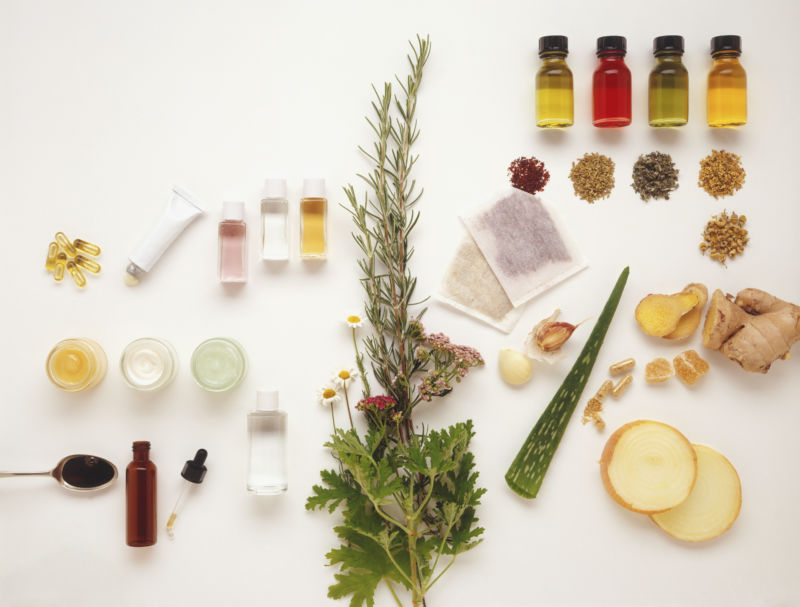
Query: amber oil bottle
[
  {"left": 707, "top": 35, "right": 746, "bottom": 127},
  {"left": 126, "top": 441, "right": 157, "bottom": 547}
]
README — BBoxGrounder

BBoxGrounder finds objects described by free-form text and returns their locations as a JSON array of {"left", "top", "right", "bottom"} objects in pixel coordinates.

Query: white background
[{"left": 2, "top": 1, "right": 799, "bottom": 606}]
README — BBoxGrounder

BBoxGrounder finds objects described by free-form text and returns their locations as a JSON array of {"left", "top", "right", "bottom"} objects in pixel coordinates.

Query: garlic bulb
[
  {"left": 525, "top": 309, "right": 580, "bottom": 364},
  {"left": 498, "top": 349, "right": 533, "bottom": 385}
]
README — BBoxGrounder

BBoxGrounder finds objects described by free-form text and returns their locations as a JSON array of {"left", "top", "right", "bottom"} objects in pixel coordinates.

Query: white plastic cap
[
  {"left": 223, "top": 201, "right": 245, "bottom": 221},
  {"left": 256, "top": 389, "right": 279, "bottom": 411},
  {"left": 264, "top": 178, "right": 287, "bottom": 199},
  {"left": 303, "top": 178, "right": 325, "bottom": 199}
]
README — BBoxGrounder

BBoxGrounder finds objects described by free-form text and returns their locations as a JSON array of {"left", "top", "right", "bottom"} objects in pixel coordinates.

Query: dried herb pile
[
  {"left": 698, "top": 149, "right": 745, "bottom": 198},
  {"left": 569, "top": 152, "right": 615, "bottom": 203},
  {"left": 700, "top": 210, "right": 749, "bottom": 265},
  {"left": 508, "top": 156, "right": 550, "bottom": 194},
  {"left": 631, "top": 151, "right": 679, "bottom": 201}
]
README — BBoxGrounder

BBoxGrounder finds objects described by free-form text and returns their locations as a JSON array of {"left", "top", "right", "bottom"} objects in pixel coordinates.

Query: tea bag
[
  {"left": 462, "top": 189, "right": 586, "bottom": 307},
  {"left": 437, "top": 233, "right": 524, "bottom": 332}
]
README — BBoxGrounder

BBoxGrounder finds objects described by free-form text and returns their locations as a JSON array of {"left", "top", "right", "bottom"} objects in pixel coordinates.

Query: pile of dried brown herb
[
  {"left": 698, "top": 149, "right": 745, "bottom": 198},
  {"left": 631, "top": 151, "right": 679, "bottom": 201},
  {"left": 700, "top": 210, "right": 749, "bottom": 265},
  {"left": 569, "top": 152, "right": 615, "bottom": 203},
  {"left": 508, "top": 156, "right": 550, "bottom": 194}
]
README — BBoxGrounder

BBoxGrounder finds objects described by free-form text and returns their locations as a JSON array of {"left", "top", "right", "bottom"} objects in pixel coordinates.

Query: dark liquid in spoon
[{"left": 61, "top": 456, "right": 116, "bottom": 488}]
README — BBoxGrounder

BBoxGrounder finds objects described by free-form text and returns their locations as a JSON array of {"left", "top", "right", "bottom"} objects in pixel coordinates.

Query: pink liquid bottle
[{"left": 218, "top": 201, "right": 247, "bottom": 283}]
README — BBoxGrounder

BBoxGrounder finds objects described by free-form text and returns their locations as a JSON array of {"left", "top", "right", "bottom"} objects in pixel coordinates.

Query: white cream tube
[{"left": 124, "top": 186, "right": 205, "bottom": 285}]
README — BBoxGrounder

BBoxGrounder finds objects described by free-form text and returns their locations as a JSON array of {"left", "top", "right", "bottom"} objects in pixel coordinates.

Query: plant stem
[
  {"left": 329, "top": 405, "right": 336, "bottom": 432},
  {"left": 343, "top": 388, "right": 354, "bottom": 429},
  {"left": 384, "top": 578, "right": 403, "bottom": 607}
]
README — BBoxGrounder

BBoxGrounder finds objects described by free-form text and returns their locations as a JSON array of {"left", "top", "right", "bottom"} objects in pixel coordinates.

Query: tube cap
[
  {"left": 303, "top": 178, "right": 325, "bottom": 199},
  {"left": 181, "top": 449, "right": 207, "bottom": 484},
  {"left": 264, "top": 178, "right": 287, "bottom": 199},
  {"left": 256, "top": 389, "right": 279, "bottom": 411},
  {"left": 711, "top": 35, "right": 741, "bottom": 55},
  {"left": 222, "top": 201, "right": 245, "bottom": 221},
  {"left": 597, "top": 36, "right": 626, "bottom": 55},
  {"left": 538, "top": 35, "right": 568, "bottom": 55},
  {"left": 654, "top": 35, "right": 684, "bottom": 54}
]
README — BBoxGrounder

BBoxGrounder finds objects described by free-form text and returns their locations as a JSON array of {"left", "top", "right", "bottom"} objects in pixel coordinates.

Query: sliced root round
[
  {"left": 600, "top": 420, "right": 697, "bottom": 514},
  {"left": 650, "top": 444, "right": 741, "bottom": 542}
]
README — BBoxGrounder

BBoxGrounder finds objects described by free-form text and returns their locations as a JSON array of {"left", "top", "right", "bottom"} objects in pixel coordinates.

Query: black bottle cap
[
  {"left": 711, "top": 35, "right": 741, "bottom": 55},
  {"left": 597, "top": 36, "right": 626, "bottom": 54},
  {"left": 539, "top": 35, "right": 568, "bottom": 55},
  {"left": 654, "top": 35, "right": 684, "bottom": 54},
  {"left": 181, "top": 449, "right": 207, "bottom": 484}
]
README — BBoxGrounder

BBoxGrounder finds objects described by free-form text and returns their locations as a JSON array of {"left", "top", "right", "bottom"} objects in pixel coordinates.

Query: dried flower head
[
  {"left": 346, "top": 314, "right": 364, "bottom": 328},
  {"left": 332, "top": 367, "right": 359, "bottom": 389}
]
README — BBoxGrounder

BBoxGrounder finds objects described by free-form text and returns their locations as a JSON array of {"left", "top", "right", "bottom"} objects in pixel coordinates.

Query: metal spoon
[{"left": 0, "top": 454, "right": 118, "bottom": 491}]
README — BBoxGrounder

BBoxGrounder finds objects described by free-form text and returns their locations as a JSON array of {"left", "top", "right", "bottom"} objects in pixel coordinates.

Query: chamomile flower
[
  {"left": 332, "top": 367, "right": 359, "bottom": 389},
  {"left": 345, "top": 313, "right": 364, "bottom": 328},
  {"left": 317, "top": 387, "right": 341, "bottom": 407}
]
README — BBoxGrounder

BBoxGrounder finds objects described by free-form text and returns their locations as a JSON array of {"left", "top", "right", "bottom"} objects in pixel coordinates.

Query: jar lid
[
  {"left": 654, "top": 35, "right": 684, "bottom": 54},
  {"left": 711, "top": 35, "right": 741, "bottom": 55},
  {"left": 538, "top": 35, "right": 568, "bottom": 55},
  {"left": 597, "top": 36, "right": 626, "bottom": 55}
]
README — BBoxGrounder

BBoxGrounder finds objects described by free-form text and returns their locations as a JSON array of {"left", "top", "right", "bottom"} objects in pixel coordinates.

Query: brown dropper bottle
[{"left": 126, "top": 441, "right": 157, "bottom": 546}]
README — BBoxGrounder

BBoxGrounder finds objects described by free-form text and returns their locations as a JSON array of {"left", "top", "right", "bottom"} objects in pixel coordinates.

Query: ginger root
[
  {"left": 635, "top": 284, "right": 705, "bottom": 338},
  {"left": 702, "top": 288, "right": 800, "bottom": 373}
]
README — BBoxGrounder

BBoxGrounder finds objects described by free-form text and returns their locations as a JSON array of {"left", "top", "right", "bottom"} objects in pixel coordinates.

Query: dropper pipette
[{"left": 166, "top": 449, "right": 207, "bottom": 540}]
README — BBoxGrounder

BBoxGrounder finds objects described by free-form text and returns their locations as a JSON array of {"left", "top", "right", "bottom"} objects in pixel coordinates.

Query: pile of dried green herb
[
  {"left": 631, "top": 151, "right": 679, "bottom": 201},
  {"left": 569, "top": 152, "right": 615, "bottom": 203},
  {"left": 698, "top": 149, "right": 745, "bottom": 198},
  {"left": 700, "top": 210, "right": 749, "bottom": 265}
]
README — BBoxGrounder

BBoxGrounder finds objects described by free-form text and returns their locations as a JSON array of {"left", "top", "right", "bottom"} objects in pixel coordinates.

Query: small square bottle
[{"left": 218, "top": 201, "right": 247, "bottom": 283}]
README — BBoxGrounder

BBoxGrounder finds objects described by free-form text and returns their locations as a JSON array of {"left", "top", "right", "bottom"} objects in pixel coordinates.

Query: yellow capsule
[
  {"left": 74, "top": 238, "right": 101, "bottom": 257},
  {"left": 75, "top": 255, "right": 101, "bottom": 274},
  {"left": 609, "top": 357, "right": 635, "bottom": 375},
  {"left": 45, "top": 242, "right": 59, "bottom": 271},
  {"left": 66, "top": 261, "right": 87, "bottom": 288},
  {"left": 53, "top": 253, "right": 67, "bottom": 282},
  {"left": 55, "top": 232, "right": 78, "bottom": 257},
  {"left": 611, "top": 374, "right": 633, "bottom": 398}
]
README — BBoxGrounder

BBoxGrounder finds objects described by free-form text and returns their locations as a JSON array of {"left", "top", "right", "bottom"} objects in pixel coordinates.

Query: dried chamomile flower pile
[
  {"left": 45, "top": 231, "right": 102, "bottom": 288},
  {"left": 698, "top": 149, "right": 745, "bottom": 198},
  {"left": 700, "top": 210, "right": 749, "bottom": 265},
  {"left": 569, "top": 152, "right": 615, "bottom": 203},
  {"left": 631, "top": 151, "right": 679, "bottom": 201}
]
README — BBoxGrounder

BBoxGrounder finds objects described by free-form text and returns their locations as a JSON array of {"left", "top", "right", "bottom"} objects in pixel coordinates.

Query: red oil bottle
[{"left": 593, "top": 36, "right": 632, "bottom": 127}]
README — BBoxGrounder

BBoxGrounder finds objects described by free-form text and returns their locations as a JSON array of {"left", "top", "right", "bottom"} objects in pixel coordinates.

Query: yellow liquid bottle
[
  {"left": 536, "top": 36, "right": 573, "bottom": 128},
  {"left": 707, "top": 35, "right": 746, "bottom": 128},
  {"left": 46, "top": 338, "right": 107, "bottom": 392},
  {"left": 300, "top": 178, "right": 327, "bottom": 259}
]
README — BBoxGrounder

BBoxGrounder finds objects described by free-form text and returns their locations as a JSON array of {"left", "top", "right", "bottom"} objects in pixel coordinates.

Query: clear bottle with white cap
[
  {"left": 247, "top": 390, "right": 288, "bottom": 494},
  {"left": 260, "top": 179, "right": 289, "bottom": 260},
  {"left": 300, "top": 178, "right": 327, "bottom": 259},
  {"left": 218, "top": 201, "right": 247, "bottom": 283}
]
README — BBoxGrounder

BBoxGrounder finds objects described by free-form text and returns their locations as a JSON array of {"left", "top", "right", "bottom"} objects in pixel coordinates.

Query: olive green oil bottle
[{"left": 649, "top": 35, "right": 688, "bottom": 127}]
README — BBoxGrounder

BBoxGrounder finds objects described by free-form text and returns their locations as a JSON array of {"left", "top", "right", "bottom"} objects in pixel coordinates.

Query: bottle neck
[
  {"left": 712, "top": 51, "right": 741, "bottom": 62},
  {"left": 132, "top": 442, "right": 151, "bottom": 462},
  {"left": 540, "top": 52, "right": 567, "bottom": 63},
  {"left": 655, "top": 52, "right": 683, "bottom": 63},
  {"left": 598, "top": 51, "right": 626, "bottom": 62}
]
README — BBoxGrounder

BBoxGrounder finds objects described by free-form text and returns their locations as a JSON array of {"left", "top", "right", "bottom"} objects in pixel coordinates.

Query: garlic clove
[
  {"left": 536, "top": 322, "right": 578, "bottom": 352},
  {"left": 498, "top": 349, "right": 534, "bottom": 386},
  {"left": 525, "top": 309, "right": 566, "bottom": 364}
]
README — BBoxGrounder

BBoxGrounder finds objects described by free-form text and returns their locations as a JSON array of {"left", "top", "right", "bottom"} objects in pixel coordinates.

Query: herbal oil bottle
[
  {"left": 218, "top": 201, "right": 247, "bottom": 283},
  {"left": 536, "top": 35, "right": 573, "bottom": 128},
  {"left": 247, "top": 390, "right": 288, "bottom": 495},
  {"left": 708, "top": 35, "right": 746, "bottom": 127},
  {"left": 126, "top": 441, "right": 157, "bottom": 547},
  {"left": 592, "top": 36, "right": 631, "bottom": 128},
  {"left": 300, "top": 178, "right": 327, "bottom": 259},
  {"left": 260, "top": 178, "right": 289, "bottom": 260},
  {"left": 649, "top": 36, "right": 688, "bottom": 127}
]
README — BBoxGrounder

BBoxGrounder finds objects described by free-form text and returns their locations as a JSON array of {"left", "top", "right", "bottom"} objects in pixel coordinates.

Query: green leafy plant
[{"left": 306, "top": 36, "right": 486, "bottom": 607}]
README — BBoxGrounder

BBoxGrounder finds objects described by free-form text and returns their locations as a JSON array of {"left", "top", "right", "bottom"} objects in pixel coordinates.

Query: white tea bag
[
  {"left": 461, "top": 188, "right": 586, "bottom": 307},
  {"left": 437, "top": 233, "right": 524, "bottom": 333}
]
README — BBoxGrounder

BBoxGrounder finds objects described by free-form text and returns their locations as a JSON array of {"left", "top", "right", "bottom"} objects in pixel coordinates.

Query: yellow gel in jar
[{"left": 46, "top": 338, "right": 108, "bottom": 392}]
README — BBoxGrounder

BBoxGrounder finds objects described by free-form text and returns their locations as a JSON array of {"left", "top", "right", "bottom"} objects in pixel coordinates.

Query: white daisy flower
[
  {"left": 346, "top": 313, "right": 364, "bottom": 328},
  {"left": 317, "top": 386, "right": 341, "bottom": 407},
  {"left": 332, "top": 367, "right": 359, "bottom": 389}
]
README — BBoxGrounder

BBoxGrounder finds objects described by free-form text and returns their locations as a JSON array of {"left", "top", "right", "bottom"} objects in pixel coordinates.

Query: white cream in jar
[{"left": 120, "top": 338, "right": 178, "bottom": 391}]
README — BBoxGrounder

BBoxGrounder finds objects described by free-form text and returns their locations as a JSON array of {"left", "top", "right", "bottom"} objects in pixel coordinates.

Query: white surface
[{"left": 1, "top": 1, "right": 799, "bottom": 606}]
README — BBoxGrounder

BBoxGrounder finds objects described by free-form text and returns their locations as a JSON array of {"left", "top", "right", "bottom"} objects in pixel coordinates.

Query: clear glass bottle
[
  {"left": 707, "top": 35, "right": 746, "bottom": 128},
  {"left": 218, "top": 201, "right": 247, "bottom": 283},
  {"left": 536, "top": 35, "right": 573, "bottom": 128},
  {"left": 260, "top": 178, "right": 289, "bottom": 260},
  {"left": 46, "top": 338, "right": 107, "bottom": 392},
  {"left": 247, "top": 390, "right": 288, "bottom": 495},
  {"left": 126, "top": 441, "right": 157, "bottom": 547},
  {"left": 649, "top": 35, "right": 688, "bottom": 127},
  {"left": 592, "top": 36, "right": 632, "bottom": 128},
  {"left": 300, "top": 178, "right": 327, "bottom": 259}
]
